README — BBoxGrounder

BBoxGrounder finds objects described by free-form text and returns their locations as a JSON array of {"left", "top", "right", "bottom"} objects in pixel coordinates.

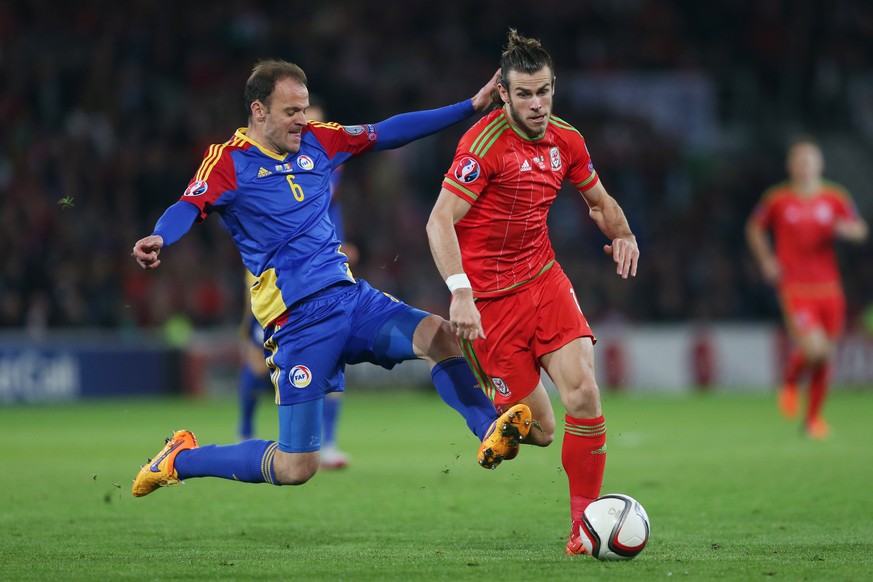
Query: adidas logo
[
  {"left": 257, "top": 167, "right": 272, "bottom": 178},
  {"left": 520, "top": 160, "right": 532, "bottom": 172}
]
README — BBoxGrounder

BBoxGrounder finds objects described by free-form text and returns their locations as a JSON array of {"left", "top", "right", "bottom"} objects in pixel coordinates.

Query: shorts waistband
[
  {"left": 268, "top": 280, "right": 356, "bottom": 329},
  {"left": 298, "top": 280, "right": 355, "bottom": 303}
]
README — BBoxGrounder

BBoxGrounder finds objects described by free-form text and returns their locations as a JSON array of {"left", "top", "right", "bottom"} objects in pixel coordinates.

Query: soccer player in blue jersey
[
  {"left": 130, "top": 59, "right": 532, "bottom": 496},
  {"left": 236, "top": 99, "right": 352, "bottom": 470}
]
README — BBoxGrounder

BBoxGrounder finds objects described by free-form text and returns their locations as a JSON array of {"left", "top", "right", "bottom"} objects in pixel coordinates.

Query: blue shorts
[
  {"left": 247, "top": 314, "right": 265, "bottom": 349},
  {"left": 264, "top": 280, "right": 429, "bottom": 451}
]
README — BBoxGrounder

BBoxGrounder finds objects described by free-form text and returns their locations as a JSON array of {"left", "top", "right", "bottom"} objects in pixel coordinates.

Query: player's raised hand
[
  {"left": 132, "top": 235, "right": 165, "bottom": 270},
  {"left": 471, "top": 69, "right": 502, "bottom": 112},
  {"left": 834, "top": 217, "right": 869, "bottom": 243},
  {"left": 603, "top": 236, "right": 639, "bottom": 279},
  {"left": 449, "top": 290, "right": 486, "bottom": 341}
]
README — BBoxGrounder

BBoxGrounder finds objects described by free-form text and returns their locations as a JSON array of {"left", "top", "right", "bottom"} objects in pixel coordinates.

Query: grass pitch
[{"left": 1, "top": 388, "right": 872, "bottom": 581}]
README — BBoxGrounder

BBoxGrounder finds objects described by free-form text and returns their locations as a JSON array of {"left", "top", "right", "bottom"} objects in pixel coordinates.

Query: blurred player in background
[
  {"left": 427, "top": 29, "right": 639, "bottom": 555},
  {"left": 131, "top": 59, "right": 531, "bottom": 498},
  {"left": 237, "top": 98, "right": 354, "bottom": 470},
  {"left": 746, "top": 137, "right": 868, "bottom": 439}
]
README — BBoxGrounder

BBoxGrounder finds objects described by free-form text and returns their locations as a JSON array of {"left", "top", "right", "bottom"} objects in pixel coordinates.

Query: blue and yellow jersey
[
  {"left": 180, "top": 122, "right": 376, "bottom": 327},
  {"left": 327, "top": 166, "right": 346, "bottom": 241}
]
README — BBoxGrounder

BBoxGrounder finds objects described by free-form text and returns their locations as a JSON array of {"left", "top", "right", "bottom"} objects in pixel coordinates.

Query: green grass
[{"left": 1, "top": 388, "right": 872, "bottom": 581}]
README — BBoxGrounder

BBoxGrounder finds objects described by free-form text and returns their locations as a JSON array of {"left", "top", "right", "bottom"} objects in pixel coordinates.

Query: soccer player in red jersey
[
  {"left": 746, "top": 137, "right": 868, "bottom": 439},
  {"left": 427, "top": 29, "right": 639, "bottom": 555}
]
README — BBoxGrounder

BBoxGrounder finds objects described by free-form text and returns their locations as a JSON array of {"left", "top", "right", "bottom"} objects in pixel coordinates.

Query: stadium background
[{"left": 1, "top": 0, "right": 872, "bottom": 401}]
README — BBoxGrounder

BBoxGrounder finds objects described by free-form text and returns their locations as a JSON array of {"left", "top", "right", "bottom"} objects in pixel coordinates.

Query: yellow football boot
[
  {"left": 132, "top": 430, "right": 198, "bottom": 497},
  {"left": 477, "top": 404, "right": 532, "bottom": 469}
]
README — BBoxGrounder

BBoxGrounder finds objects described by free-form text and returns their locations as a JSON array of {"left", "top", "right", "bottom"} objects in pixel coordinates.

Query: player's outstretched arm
[
  {"left": 371, "top": 70, "right": 500, "bottom": 152},
  {"left": 835, "top": 216, "right": 869, "bottom": 243},
  {"left": 132, "top": 201, "right": 199, "bottom": 270},
  {"left": 581, "top": 182, "right": 639, "bottom": 279}
]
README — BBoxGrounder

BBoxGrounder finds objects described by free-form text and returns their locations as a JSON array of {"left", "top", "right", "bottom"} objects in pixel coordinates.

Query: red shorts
[
  {"left": 459, "top": 265, "right": 594, "bottom": 407},
  {"left": 779, "top": 291, "right": 845, "bottom": 339}
]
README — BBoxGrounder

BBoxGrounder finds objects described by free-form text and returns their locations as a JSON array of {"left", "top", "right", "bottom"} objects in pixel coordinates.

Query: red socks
[
  {"left": 785, "top": 349, "right": 807, "bottom": 386},
  {"left": 562, "top": 414, "right": 607, "bottom": 520},
  {"left": 807, "top": 363, "right": 831, "bottom": 423}
]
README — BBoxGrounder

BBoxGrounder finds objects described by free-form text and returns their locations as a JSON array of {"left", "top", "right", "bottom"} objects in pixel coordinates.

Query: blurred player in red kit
[
  {"left": 747, "top": 137, "right": 868, "bottom": 439},
  {"left": 427, "top": 29, "right": 639, "bottom": 555}
]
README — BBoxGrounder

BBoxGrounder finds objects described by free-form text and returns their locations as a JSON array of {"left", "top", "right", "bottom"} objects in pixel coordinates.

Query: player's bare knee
[
  {"left": 804, "top": 350, "right": 827, "bottom": 367},
  {"left": 427, "top": 319, "right": 463, "bottom": 363},
  {"left": 526, "top": 426, "right": 554, "bottom": 447},
  {"left": 273, "top": 465, "right": 317, "bottom": 486},
  {"left": 561, "top": 381, "right": 602, "bottom": 419},
  {"left": 800, "top": 338, "right": 831, "bottom": 366},
  {"left": 271, "top": 452, "right": 319, "bottom": 485},
  {"left": 524, "top": 408, "right": 556, "bottom": 446}
]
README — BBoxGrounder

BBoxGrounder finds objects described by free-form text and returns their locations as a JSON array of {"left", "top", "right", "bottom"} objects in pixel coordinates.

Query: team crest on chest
[
  {"left": 814, "top": 202, "right": 833, "bottom": 224},
  {"left": 296, "top": 155, "right": 314, "bottom": 171},
  {"left": 550, "top": 147, "right": 562, "bottom": 171}
]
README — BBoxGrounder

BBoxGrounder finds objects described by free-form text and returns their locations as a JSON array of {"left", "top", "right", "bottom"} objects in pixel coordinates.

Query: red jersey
[
  {"left": 750, "top": 180, "right": 859, "bottom": 296},
  {"left": 442, "top": 109, "right": 599, "bottom": 298}
]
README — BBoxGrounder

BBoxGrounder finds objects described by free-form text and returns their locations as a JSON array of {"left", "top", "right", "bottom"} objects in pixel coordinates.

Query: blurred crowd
[{"left": 1, "top": 0, "right": 872, "bottom": 334}]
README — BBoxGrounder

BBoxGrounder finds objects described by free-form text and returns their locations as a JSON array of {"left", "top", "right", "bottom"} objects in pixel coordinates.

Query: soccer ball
[{"left": 579, "top": 494, "right": 650, "bottom": 560}]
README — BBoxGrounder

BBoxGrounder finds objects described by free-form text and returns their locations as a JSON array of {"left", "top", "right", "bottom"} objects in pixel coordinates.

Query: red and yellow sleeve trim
[{"left": 194, "top": 134, "right": 245, "bottom": 181}]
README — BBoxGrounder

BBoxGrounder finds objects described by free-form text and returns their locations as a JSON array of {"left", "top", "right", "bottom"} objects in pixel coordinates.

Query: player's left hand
[
  {"left": 603, "top": 236, "right": 639, "bottom": 279},
  {"left": 132, "top": 235, "right": 165, "bottom": 270},
  {"left": 449, "top": 290, "right": 486, "bottom": 341},
  {"left": 471, "top": 69, "right": 501, "bottom": 112},
  {"left": 834, "top": 218, "right": 869, "bottom": 243}
]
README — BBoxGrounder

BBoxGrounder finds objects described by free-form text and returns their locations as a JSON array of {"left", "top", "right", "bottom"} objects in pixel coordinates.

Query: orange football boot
[
  {"left": 478, "top": 404, "right": 531, "bottom": 469},
  {"left": 132, "top": 430, "right": 198, "bottom": 497}
]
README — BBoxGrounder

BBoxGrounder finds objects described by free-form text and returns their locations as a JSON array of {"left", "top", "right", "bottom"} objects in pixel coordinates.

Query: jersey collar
[
  {"left": 501, "top": 107, "right": 548, "bottom": 142},
  {"left": 233, "top": 128, "right": 288, "bottom": 161}
]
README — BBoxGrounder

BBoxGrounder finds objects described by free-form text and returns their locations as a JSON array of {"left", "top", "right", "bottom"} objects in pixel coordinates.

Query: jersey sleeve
[
  {"left": 180, "top": 144, "right": 238, "bottom": 221},
  {"left": 308, "top": 122, "right": 378, "bottom": 169},
  {"left": 750, "top": 189, "right": 778, "bottom": 228},
  {"left": 832, "top": 188, "right": 860, "bottom": 220},
  {"left": 440, "top": 130, "right": 496, "bottom": 205},
  {"left": 566, "top": 131, "right": 599, "bottom": 192}
]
